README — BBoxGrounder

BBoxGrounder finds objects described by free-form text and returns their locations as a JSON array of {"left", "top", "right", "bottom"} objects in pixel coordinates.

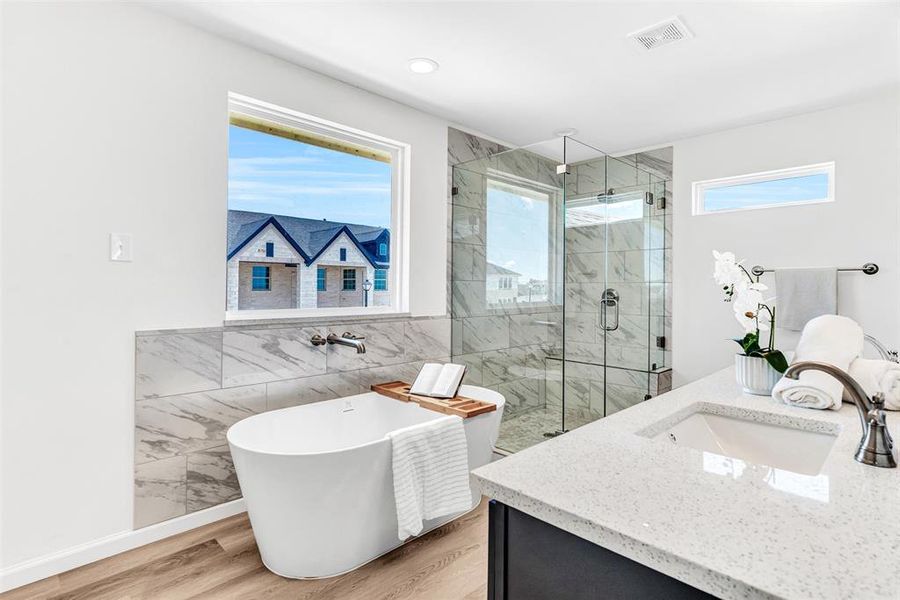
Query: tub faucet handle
[
  {"left": 342, "top": 331, "right": 365, "bottom": 340},
  {"left": 310, "top": 334, "right": 326, "bottom": 346}
]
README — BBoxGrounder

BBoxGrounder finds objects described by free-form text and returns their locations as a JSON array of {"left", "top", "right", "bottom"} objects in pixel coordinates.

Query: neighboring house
[
  {"left": 486, "top": 262, "right": 521, "bottom": 306},
  {"left": 519, "top": 279, "right": 549, "bottom": 304},
  {"left": 227, "top": 210, "right": 390, "bottom": 311}
]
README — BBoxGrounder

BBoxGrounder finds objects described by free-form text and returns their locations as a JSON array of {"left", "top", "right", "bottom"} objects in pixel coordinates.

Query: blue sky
[
  {"left": 228, "top": 125, "right": 392, "bottom": 228},
  {"left": 704, "top": 174, "right": 828, "bottom": 212}
]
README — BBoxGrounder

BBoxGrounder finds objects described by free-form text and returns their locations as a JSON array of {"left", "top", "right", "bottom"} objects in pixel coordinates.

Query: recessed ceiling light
[
  {"left": 408, "top": 58, "right": 439, "bottom": 74},
  {"left": 553, "top": 128, "right": 578, "bottom": 138}
]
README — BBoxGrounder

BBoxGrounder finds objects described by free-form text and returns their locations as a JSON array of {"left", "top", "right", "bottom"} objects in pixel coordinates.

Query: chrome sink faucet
[
  {"left": 314, "top": 331, "right": 366, "bottom": 354},
  {"left": 784, "top": 361, "right": 895, "bottom": 468}
]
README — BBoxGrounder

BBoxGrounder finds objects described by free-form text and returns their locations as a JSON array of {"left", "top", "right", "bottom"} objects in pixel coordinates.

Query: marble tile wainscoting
[{"left": 133, "top": 316, "right": 450, "bottom": 529}]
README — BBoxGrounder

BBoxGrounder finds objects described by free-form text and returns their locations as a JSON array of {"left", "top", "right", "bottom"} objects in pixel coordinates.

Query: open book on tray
[{"left": 409, "top": 363, "right": 467, "bottom": 399}]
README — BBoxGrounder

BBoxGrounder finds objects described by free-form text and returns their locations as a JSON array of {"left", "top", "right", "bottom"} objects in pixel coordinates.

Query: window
[
  {"left": 226, "top": 93, "right": 408, "bottom": 316},
  {"left": 486, "top": 178, "right": 551, "bottom": 307},
  {"left": 342, "top": 269, "right": 356, "bottom": 291},
  {"left": 251, "top": 266, "right": 270, "bottom": 291},
  {"left": 693, "top": 162, "right": 834, "bottom": 215},
  {"left": 317, "top": 267, "right": 326, "bottom": 291},
  {"left": 379, "top": 243, "right": 387, "bottom": 257},
  {"left": 374, "top": 268, "right": 387, "bottom": 291},
  {"left": 566, "top": 190, "right": 645, "bottom": 227}
]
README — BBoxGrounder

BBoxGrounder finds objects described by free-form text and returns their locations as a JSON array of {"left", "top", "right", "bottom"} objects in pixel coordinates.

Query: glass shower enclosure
[{"left": 450, "top": 134, "right": 672, "bottom": 453}]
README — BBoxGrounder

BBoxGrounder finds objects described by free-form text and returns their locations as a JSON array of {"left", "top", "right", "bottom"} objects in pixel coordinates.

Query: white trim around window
[
  {"left": 692, "top": 161, "right": 835, "bottom": 216},
  {"left": 225, "top": 92, "right": 411, "bottom": 321}
]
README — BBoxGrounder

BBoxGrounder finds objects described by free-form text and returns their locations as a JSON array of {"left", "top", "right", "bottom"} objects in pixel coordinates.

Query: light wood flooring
[{"left": 1, "top": 500, "right": 488, "bottom": 600}]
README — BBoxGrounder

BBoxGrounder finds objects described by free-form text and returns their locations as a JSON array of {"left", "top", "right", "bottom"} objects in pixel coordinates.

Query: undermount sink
[{"left": 655, "top": 410, "right": 838, "bottom": 476}]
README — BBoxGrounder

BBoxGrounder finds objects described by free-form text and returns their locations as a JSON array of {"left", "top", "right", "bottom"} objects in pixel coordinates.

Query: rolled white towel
[
  {"left": 848, "top": 358, "right": 900, "bottom": 410},
  {"left": 771, "top": 315, "right": 864, "bottom": 410}
]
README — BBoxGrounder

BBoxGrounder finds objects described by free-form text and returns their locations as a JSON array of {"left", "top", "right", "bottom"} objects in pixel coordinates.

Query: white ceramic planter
[{"left": 735, "top": 354, "right": 781, "bottom": 396}]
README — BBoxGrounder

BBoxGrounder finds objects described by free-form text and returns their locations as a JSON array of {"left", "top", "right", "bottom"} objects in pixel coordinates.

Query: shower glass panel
[
  {"left": 450, "top": 135, "right": 671, "bottom": 453},
  {"left": 450, "top": 139, "right": 566, "bottom": 453}
]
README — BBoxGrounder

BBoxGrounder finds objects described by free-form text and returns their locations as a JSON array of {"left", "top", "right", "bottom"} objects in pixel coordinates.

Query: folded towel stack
[
  {"left": 849, "top": 358, "right": 900, "bottom": 410},
  {"left": 386, "top": 415, "right": 473, "bottom": 540},
  {"left": 772, "top": 315, "right": 864, "bottom": 410}
]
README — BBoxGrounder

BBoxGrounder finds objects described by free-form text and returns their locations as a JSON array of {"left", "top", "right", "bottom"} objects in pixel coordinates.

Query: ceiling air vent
[{"left": 628, "top": 16, "right": 693, "bottom": 51}]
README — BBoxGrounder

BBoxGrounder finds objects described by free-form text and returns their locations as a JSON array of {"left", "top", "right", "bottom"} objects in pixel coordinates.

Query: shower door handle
[{"left": 600, "top": 288, "right": 620, "bottom": 332}]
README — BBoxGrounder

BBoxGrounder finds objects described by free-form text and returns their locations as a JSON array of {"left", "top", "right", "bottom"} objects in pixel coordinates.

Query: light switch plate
[{"left": 110, "top": 233, "right": 133, "bottom": 262}]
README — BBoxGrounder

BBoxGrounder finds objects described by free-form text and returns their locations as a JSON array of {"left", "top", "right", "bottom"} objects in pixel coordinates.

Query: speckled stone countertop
[{"left": 472, "top": 367, "right": 900, "bottom": 600}]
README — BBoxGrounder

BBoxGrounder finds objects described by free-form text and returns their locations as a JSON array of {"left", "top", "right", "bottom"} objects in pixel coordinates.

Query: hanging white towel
[
  {"left": 775, "top": 268, "right": 837, "bottom": 331},
  {"left": 848, "top": 358, "right": 900, "bottom": 410},
  {"left": 772, "top": 315, "right": 863, "bottom": 410},
  {"left": 386, "top": 415, "right": 472, "bottom": 540}
]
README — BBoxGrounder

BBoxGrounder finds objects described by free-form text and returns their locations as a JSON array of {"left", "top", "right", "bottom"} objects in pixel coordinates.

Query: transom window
[
  {"left": 251, "top": 266, "right": 270, "bottom": 291},
  {"left": 342, "top": 269, "right": 357, "bottom": 291},
  {"left": 693, "top": 162, "right": 834, "bottom": 215},
  {"left": 226, "top": 93, "right": 408, "bottom": 318},
  {"left": 374, "top": 268, "right": 387, "bottom": 291}
]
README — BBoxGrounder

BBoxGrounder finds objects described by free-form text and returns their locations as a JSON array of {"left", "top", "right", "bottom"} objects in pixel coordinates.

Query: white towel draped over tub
[
  {"left": 849, "top": 358, "right": 900, "bottom": 410},
  {"left": 772, "top": 315, "right": 864, "bottom": 410},
  {"left": 386, "top": 415, "right": 473, "bottom": 540}
]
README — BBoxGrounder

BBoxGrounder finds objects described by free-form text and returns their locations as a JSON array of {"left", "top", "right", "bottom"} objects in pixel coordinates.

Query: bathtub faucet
[{"left": 326, "top": 332, "right": 367, "bottom": 354}]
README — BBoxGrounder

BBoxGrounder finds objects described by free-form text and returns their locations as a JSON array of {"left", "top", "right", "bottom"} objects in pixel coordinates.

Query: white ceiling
[{"left": 151, "top": 1, "right": 899, "bottom": 153}]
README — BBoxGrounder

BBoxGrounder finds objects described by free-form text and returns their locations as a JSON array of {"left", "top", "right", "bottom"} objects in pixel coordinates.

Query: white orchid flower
[
  {"left": 712, "top": 250, "right": 744, "bottom": 287},
  {"left": 732, "top": 290, "right": 760, "bottom": 333}
]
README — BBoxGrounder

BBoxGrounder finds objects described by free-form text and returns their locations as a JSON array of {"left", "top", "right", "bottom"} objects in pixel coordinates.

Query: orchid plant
[{"left": 713, "top": 251, "right": 788, "bottom": 373}]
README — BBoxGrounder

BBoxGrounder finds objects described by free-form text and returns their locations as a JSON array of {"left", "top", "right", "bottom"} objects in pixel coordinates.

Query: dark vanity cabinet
[{"left": 487, "top": 501, "right": 717, "bottom": 600}]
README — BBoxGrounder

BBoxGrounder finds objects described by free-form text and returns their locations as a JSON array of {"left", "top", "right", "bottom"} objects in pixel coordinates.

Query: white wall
[
  {"left": 672, "top": 92, "right": 900, "bottom": 387},
  {"left": 0, "top": 2, "right": 448, "bottom": 572}
]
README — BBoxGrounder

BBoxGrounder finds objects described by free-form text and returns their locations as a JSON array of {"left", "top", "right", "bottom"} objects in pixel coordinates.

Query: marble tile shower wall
[
  {"left": 133, "top": 317, "right": 450, "bottom": 528},
  {"left": 448, "top": 129, "right": 564, "bottom": 417}
]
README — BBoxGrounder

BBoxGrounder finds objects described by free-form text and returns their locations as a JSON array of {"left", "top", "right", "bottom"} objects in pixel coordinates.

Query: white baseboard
[{"left": 0, "top": 499, "right": 246, "bottom": 593}]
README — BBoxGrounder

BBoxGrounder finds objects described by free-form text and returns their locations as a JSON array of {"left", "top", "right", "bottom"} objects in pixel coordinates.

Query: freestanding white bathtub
[{"left": 227, "top": 384, "right": 505, "bottom": 579}]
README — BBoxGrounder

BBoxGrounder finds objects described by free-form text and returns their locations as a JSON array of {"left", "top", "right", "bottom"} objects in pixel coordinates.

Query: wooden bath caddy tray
[{"left": 371, "top": 381, "right": 496, "bottom": 419}]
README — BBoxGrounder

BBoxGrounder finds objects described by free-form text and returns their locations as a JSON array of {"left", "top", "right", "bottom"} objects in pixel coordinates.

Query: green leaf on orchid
[
  {"left": 747, "top": 349, "right": 789, "bottom": 373},
  {"left": 733, "top": 332, "right": 761, "bottom": 355}
]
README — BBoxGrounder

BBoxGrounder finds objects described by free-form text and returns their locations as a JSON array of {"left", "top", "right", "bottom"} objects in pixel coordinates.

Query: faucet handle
[
  {"left": 870, "top": 393, "right": 893, "bottom": 449},
  {"left": 342, "top": 331, "right": 365, "bottom": 340}
]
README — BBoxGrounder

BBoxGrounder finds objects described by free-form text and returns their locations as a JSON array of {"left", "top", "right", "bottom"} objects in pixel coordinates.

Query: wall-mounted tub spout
[{"left": 327, "top": 332, "right": 367, "bottom": 354}]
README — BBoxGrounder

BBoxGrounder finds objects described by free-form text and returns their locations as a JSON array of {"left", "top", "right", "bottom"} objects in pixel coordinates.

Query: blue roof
[{"left": 227, "top": 210, "right": 388, "bottom": 268}]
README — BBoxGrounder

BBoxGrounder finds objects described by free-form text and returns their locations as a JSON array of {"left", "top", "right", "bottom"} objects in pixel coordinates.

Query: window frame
[
  {"left": 316, "top": 267, "right": 327, "bottom": 292},
  {"left": 339, "top": 248, "right": 347, "bottom": 262},
  {"left": 226, "top": 92, "right": 411, "bottom": 322},
  {"left": 692, "top": 162, "right": 835, "bottom": 216},
  {"left": 379, "top": 242, "right": 388, "bottom": 257},
  {"left": 251, "top": 265, "right": 271, "bottom": 291},
  {"left": 265, "top": 242, "right": 275, "bottom": 257},
  {"left": 342, "top": 268, "right": 357, "bottom": 291}
]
